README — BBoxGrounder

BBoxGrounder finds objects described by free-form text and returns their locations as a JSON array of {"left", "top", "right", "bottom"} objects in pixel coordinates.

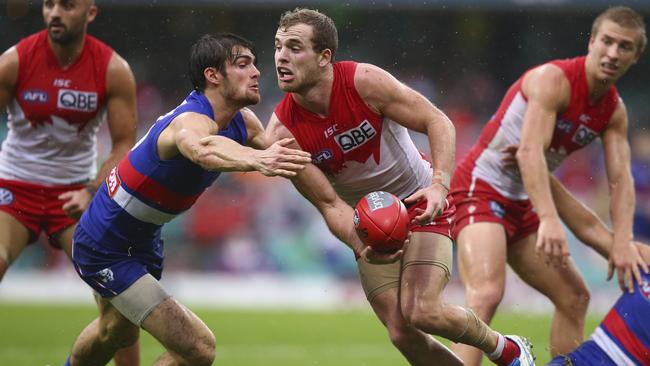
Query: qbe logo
[
  {"left": 334, "top": 120, "right": 377, "bottom": 153},
  {"left": 572, "top": 124, "right": 598, "bottom": 146},
  {"left": 57, "top": 89, "right": 98, "bottom": 112}
]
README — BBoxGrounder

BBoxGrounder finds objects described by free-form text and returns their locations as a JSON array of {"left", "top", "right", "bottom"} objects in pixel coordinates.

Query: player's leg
[
  {"left": 54, "top": 224, "right": 141, "bottom": 366},
  {"left": 358, "top": 260, "right": 463, "bottom": 365},
  {"left": 141, "top": 296, "right": 216, "bottom": 366},
  {"left": 508, "top": 233, "right": 590, "bottom": 357},
  {"left": 451, "top": 222, "right": 508, "bottom": 366},
  {"left": 69, "top": 295, "right": 140, "bottom": 366},
  {"left": 0, "top": 211, "right": 31, "bottom": 281}
]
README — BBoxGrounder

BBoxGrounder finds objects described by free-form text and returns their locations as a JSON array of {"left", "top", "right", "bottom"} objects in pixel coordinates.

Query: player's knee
[
  {"left": 98, "top": 317, "right": 139, "bottom": 348},
  {"left": 385, "top": 321, "right": 419, "bottom": 350},
  {"left": 555, "top": 284, "right": 590, "bottom": 315},
  {"left": 465, "top": 283, "right": 504, "bottom": 313},
  {"left": 402, "top": 300, "right": 447, "bottom": 334}
]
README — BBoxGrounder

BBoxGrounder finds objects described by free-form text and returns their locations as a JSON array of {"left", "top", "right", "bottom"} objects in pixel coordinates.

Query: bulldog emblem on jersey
[
  {"left": 106, "top": 167, "right": 121, "bottom": 198},
  {"left": 641, "top": 279, "right": 650, "bottom": 303}
]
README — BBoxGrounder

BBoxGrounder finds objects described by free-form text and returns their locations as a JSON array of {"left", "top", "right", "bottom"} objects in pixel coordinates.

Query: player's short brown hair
[
  {"left": 278, "top": 8, "right": 338, "bottom": 60},
  {"left": 592, "top": 6, "right": 647, "bottom": 54}
]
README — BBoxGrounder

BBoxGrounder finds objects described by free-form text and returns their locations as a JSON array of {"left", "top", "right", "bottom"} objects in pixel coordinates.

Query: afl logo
[
  {"left": 0, "top": 188, "right": 14, "bottom": 205},
  {"left": 22, "top": 89, "right": 49, "bottom": 103},
  {"left": 313, "top": 149, "right": 333, "bottom": 165}
]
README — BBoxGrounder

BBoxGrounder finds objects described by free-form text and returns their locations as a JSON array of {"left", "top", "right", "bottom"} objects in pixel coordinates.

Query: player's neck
[
  {"left": 292, "top": 67, "right": 334, "bottom": 118},
  {"left": 47, "top": 34, "right": 86, "bottom": 69},
  {"left": 204, "top": 89, "right": 243, "bottom": 128},
  {"left": 584, "top": 59, "right": 615, "bottom": 103}
]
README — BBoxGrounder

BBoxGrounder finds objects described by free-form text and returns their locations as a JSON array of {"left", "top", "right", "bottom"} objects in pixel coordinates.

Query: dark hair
[
  {"left": 278, "top": 8, "right": 338, "bottom": 60},
  {"left": 592, "top": 6, "right": 647, "bottom": 54},
  {"left": 188, "top": 33, "right": 256, "bottom": 91}
]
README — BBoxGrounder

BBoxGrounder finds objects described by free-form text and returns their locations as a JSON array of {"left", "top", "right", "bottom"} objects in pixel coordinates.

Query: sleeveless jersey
[
  {"left": 0, "top": 30, "right": 113, "bottom": 185},
  {"left": 456, "top": 56, "right": 619, "bottom": 200},
  {"left": 274, "top": 61, "right": 432, "bottom": 206},
  {"left": 78, "top": 91, "right": 248, "bottom": 246}
]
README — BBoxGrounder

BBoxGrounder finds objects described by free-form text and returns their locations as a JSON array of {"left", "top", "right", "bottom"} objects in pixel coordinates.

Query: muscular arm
[
  {"left": 516, "top": 64, "right": 571, "bottom": 266},
  {"left": 0, "top": 47, "right": 18, "bottom": 112},
  {"left": 91, "top": 52, "right": 137, "bottom": 190},
  {"left": 602, "top": 101, "right": 647, "bottom": 289},
  {"left": 161, "top": 110, "right": 310, "bottom": 176},
  {"left": 355, "top": 63, "right": 454, "bottom": 223}
]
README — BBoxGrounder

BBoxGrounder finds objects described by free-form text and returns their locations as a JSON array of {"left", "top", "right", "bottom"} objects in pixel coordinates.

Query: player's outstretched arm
[
  {"left": 0, "top": 46, "right": 18, "bottom": 113},
  {"left": 517, "top": 64, "right": 571, "bottom": 268},
  {"left": 354, "top": 63, "right": 454, "bottom": 225},
  {"left": 167, "top": 111, "right": 310, "bottom": 177},
  {"left": 602, "top": 101, "right": 648, "bottom": 291}
]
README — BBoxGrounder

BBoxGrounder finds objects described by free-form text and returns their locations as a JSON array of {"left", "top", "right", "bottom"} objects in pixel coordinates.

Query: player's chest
[
  {"left": 17, "top": 71, "right": 103, "bottom": 124},
  {"left": 295, "top": 115, "right": 383, "bottom": 174},
  {"left": 550, "top": 107, "right": 609, "bottom": 153}
]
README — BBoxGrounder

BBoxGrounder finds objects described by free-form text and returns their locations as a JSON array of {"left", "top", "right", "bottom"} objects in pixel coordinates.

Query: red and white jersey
[
  {"left": 275, "top": 61, "right": 432, "bottom": 206},
  {"left": 456, "top": 56, "right": 619, "bottom": 200},
  {"left": 0, "top": 30, "right": 113, "bottom": 185}
]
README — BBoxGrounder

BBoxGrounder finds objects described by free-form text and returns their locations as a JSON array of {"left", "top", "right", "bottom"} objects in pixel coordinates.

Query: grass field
[{"left": 0, "top": 303, "right": 601, "bottom": 365}]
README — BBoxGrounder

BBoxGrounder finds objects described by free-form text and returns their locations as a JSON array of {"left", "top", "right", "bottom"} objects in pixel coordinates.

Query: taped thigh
[{"left": 108, "top": 273, "right": 170, "bottom": 326}]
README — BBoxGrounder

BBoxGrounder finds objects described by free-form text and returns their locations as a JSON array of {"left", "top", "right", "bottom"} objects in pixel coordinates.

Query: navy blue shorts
[
  {"left": 546, "top": 340, "right": 616, "bottom": 366},
  {"left": 72, "top": 225, "right": 164, "bottom": 298}
]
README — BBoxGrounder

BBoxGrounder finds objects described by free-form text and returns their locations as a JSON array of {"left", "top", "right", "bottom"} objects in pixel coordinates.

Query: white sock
[{"left": 486, "top": 333, "right": 506, "bottom": 360}]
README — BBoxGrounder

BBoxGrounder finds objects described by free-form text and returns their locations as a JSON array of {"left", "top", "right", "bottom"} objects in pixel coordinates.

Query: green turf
[{"left": 0, "top": 302, "right": 601, "bottom": 365}]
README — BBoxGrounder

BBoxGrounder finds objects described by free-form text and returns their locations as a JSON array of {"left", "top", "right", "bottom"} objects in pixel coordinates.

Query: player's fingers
[
  {"left": 617, "top": 268, "right": 626, "bottom": 292},
  {"left": 403, "top": 191, "right": 422, "bottom": 204},
  {"left": 270, "top": 169, "right": 297, "bottom": 178},
  {"left": 58, "top": 191, "right": 74, "bottom": 200},
  {"left": 275, "top": 138, "right": 297, "bottom": 147},
  {"left": 607, "top": 261, "right": 615, "bottom": 281},
  {"left": 277, "top": 162, "right": 307, "bottom": 172}
]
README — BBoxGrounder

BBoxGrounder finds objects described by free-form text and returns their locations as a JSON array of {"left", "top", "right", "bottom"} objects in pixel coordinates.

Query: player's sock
[
  {"left": 486, "top": 334, "right": 520, "bottom": 366},
  {"left": 63, "top": 355, "right": 71, "bottom": 366}
]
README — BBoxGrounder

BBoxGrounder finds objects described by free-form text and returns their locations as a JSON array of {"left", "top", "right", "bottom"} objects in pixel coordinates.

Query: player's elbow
[{"left": 515, "top": 145, "right": 537, "bottom": 166}]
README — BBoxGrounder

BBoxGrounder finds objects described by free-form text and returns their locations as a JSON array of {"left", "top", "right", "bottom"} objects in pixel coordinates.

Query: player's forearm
[
  {"left": 321, "top": 203, "right": 365, "bottom": 255},
  {"left": 609, "top": 173, "right": 635, "bottom": 248},
  {"left": 427, "top": 114, "right": 455, "bottom": 187},
  {"left": 182, "top": 134, "right": 256, "bottom": 172},
  {"left": 517, "top": 147, "right": 558, "bottom": 219}
]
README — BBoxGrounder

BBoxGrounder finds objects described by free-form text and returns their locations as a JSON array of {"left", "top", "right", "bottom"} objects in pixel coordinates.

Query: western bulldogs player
[
  {"left": 64, "top": 34, "right": 311, "bottom": 366},
  {"left": 450, "top": 6, "right": 647, "bottom": 365},
  {"left": 0, "top": 0, "right": 138, "bottom": 364},
  {"left": 265, "top": 8, "right": 534, "bottom": 366},
  {"left": 548, "top": 175, "right": 650, "bottom": 366}
]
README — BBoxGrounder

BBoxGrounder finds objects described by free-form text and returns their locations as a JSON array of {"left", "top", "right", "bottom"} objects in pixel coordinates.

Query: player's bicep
[
  {"left": 172, "top": 113, "right": 214, "bottom": 160},
  {"left": 355, "top": 63, "right": 435, "bottom": 133},
  {"left": 240, "top": 108, "right": 266, "bottom": 149},
  {"left": 519, "top": 66, "right": 568, "bottom": 151},
  {"left": 0, "top": 47, "right": 19, "bottom": 110},
  {"left": 264, "top": 113, "right": 302, "bottom": 150},
  {"left": 105, "top": 53, "right": 137, "bottom": 147}
]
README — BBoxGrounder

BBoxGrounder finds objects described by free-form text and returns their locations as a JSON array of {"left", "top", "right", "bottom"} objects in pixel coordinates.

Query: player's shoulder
[
  {"left": 522, "top": 62, "right": 570, "bottom": 105},
  {"left": 266, "top": 112, "right": 294, "bottom": 142}
]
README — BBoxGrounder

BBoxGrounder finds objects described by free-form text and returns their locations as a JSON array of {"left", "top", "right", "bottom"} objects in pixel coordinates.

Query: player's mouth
[
  {"left": 600, "top": 61, "right": 619, "bottom": 76},
  {"left": 277, "top": 67, "right": 294, "bottom": 82},
  {"left": 48, "top": 23, "right": 66, "bottom": 32},
  {"left": 249, "top": 84, "right": 259, "bottom": 92}
]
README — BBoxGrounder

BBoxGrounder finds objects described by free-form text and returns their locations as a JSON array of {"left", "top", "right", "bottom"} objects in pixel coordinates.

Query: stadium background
[{"left": 0, "top": 0, "right": 649, "bottom": 365}]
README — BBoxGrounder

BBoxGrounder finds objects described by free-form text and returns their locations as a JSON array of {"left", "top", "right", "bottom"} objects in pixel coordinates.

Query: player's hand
[
  {"left": 536, "top": 216, "right": 570, "bottom": 268},
  {"left": 500, "top": 144, "right": 520, "bottom": 167},
  {"left": 404, "top": 184, "right": 448, "bottom": 225},
  {"left": 253, "top": 138, "right": 312, "bottom": 177},
  {"left": 360, "top": 245, "right": 403, "bottom": 264},
  {"left": 608, "top": 240, "right": 649, "bottom": 293},
  {"left": 58, "top": 188, "right": 93, "bottom": 219}
]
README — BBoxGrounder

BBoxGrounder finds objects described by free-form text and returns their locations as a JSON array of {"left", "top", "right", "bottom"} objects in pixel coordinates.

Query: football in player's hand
[{"left": 354, "top": 191, "right": 409, "bottom": 253}]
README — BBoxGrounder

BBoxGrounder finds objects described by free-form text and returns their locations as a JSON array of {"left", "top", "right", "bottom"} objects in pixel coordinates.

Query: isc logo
[
  {"left": 334, "top": 120, "right": 377, "bottom": 152},
  {"left": 106, "top": 167, "right": 121, "bottom": 198},
  {"left": 57, "top": 89, "right": 98, "bottom": 112}
]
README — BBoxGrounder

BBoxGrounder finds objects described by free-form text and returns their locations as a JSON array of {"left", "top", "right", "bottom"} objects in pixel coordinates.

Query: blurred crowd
[{"left": 2, "top": 3, "right": 649, "bottom": 286}]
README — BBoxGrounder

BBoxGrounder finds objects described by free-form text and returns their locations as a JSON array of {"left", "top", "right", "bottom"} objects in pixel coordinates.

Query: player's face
[
  {"left": 587, "top": 19, "right": 642, "bottom": 83},
  {"left": 275, "top": 24, "right": 324, "bottom": 93},
  {"left": 221, "top": 47, "right": 261, "bottom": 106},
  {"left": 43, "top": 0, "right": 96, "bottom": 45}
]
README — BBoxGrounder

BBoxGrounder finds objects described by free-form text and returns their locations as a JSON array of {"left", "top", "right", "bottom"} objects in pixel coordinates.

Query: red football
[{"left": 354, "top": 191, "right": 409, "bottom": 253}]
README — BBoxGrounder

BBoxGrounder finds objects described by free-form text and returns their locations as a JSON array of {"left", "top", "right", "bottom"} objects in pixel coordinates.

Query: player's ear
[
  {"left": 86, "top": 4, "right": 98, "bottom": 23},
  {"left": 318, "top": 49, "right": 332, "bottom": 67},
  {"left": 204, "top": 67, "right": 222, "bottom": 87}
]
